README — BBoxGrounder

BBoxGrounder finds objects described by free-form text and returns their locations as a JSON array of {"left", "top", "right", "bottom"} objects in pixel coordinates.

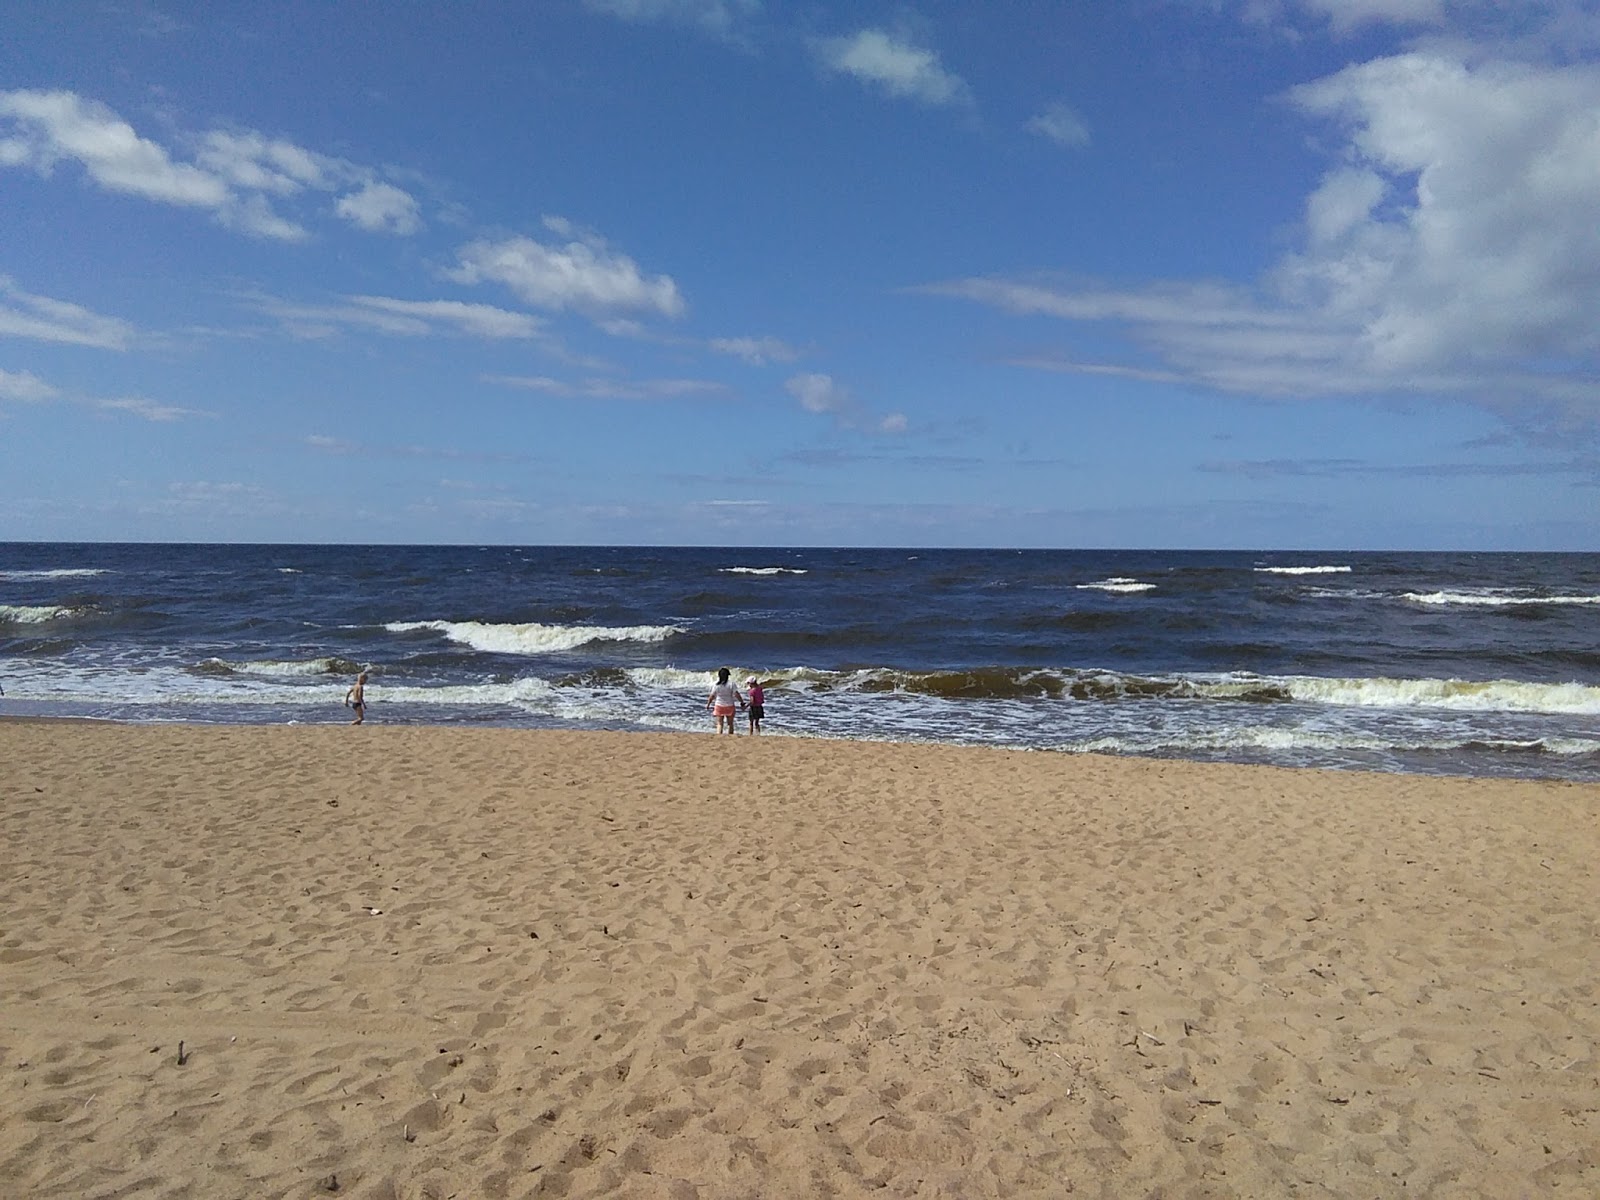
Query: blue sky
[{"left": 2, "top": 0, "right": 1597, "bottom": 549}]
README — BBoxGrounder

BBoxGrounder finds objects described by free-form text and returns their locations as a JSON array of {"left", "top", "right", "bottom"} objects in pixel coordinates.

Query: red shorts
[{"left": 713, "top": 705, "right": 736, "bottom": 717}]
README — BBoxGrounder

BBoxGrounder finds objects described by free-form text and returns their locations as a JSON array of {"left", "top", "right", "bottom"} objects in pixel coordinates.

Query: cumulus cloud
[
  {"left": 0, "top": 277, "right": 135, "bottom": 349},
  {"left": 0, "top": 88, "right": 422, "bottom": 241},
  {"left": 336, "top": 181, "right": 424, "bottom": 235},
  {"left": 449, "top": 219, "right": 685, "bottom": 318},
  {"left": 1026, "top": 101, "right": 1091, "bottom": 148},
  {"left": 816, "top": 29, "right": 972, "bottom": 107},
  {"left": 928, "top": 49, "right": 1600, "bottom": 438}
]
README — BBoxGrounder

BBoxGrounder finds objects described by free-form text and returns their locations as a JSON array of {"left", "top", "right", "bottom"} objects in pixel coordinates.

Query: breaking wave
[{"left": 386, "top": 619, "right": 682, "bottom": 655}]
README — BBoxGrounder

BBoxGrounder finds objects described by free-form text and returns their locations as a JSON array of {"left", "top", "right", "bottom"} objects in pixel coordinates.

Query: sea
[{"left": 2, "top": 543, "right": 1597, "bottom": 782}]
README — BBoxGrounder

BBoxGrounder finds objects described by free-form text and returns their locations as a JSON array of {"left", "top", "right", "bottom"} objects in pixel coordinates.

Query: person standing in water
[
  {"left": 745, "top": 677, "right": 765, "bottom": 734},
  {"left": 345, "top": 671, "right": 368, "bottom": 725},
  {"left": 707, "top": 667, "right": 744, "bottom": 735}
]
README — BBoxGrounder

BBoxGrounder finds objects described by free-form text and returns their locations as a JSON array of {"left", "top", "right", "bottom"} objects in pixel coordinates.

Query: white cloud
[
  {"left": 782, "top": 372, "right": 907, "bottom": 435},
  {"left": 336, "top": 181, "right": 423, "bottom": 235},
  {"left": 786, "top": 371, "right": 848, "bottom": 414},
  {"left": 582, "top": 0, "right": 759, "bottom": 35},
  {"left": 878, "top": 412, "right": 909, "bottom": 434},
  {"left": 709, "top": 335, "right": 799, "bottom": 365},
  {"left": 0, "top": 277, "right": 135, "bottom": 349},
  {"left": 346, "top": 297, "right": 542, "bottom": 338},
  {"left": 1026, "top": 102, "right": 1091, "bottom": 148},
  {"left": 449, "top": 221, "right": 685, "bottom": 318},
  {"left": 485, "top": 373, "right": 728, "bottom": 400},
  {"left": 96, "top": 397, "right": 210, "bottom": 421},
  {"left": 0, "top": 89, "right": 228, "bottom": 207},
  {"left": 930, "top": 50, "right": 1600, "bottom": 438},
  {"left": 255, "top": 294, "right": 545, "bottom": 340},
  {"left": 0, "top": 88, "right": 421, "bottom": 242},
  {"left": 1284, "top": 52, "right": 1600, "bottom": 371},
  {"left": 817, "top": 30, "right": 972, "bottom": 107},
  {"left": 195, "top": 129, "right": 338, "bottom": 194},
  {"left": 1300, "top": 0, "right": 1446, "bottom": 31},
  {"left": 0, "top": 367, "right": 59, "bottom": 403}
]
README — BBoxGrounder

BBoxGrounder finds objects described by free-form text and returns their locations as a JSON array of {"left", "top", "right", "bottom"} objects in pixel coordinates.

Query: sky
[{"left": 2, "top": 0, "right": 1598, "bottom": 549}]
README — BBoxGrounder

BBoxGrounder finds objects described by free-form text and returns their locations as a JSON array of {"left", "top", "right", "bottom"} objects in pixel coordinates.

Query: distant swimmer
[
  {"left": 746, "top": 677, "right": 764, "bottom": 734},
  {"left": 707, "top": 667, "right": 745, "bottom": 735},
  {"left": 345, "top": 671, "right": 368, "bottom": 725}
]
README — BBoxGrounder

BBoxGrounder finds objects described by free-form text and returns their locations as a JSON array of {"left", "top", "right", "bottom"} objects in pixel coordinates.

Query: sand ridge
[{"left": 1, "top": 722, "right": 1596, "bottom": 1197}]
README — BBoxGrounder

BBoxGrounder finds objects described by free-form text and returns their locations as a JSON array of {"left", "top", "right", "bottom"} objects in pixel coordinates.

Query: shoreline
[{"left": 3, "top": 722, "right": 1597, "bottom": 1196}]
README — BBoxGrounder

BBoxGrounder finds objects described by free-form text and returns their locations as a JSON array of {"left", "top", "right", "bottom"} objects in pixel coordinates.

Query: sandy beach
[{"left": 1, "top": 721, "right": 1595, "bottom": 1198}]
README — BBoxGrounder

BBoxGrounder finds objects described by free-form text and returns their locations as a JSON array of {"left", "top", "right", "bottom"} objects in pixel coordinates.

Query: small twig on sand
[{"left": 176, "top": 1041, "right": 188, "bottom": 1066}]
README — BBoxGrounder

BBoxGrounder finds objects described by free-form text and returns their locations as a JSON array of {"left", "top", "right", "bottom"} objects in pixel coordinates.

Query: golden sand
[{"left": 1, "top": 721, "right": 1596, "bottom": 1197}]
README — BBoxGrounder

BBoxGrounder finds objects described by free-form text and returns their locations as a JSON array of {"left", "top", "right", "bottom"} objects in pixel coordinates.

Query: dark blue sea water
[{"left": 3, "top": 543, "right": 1597, "bottom": 780}]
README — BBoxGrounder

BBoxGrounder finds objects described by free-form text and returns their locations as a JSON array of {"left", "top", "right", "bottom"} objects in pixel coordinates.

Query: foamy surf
[
  {"left": 1403, "top": 589, "right": 1600, "bottom": 607},
  {"left": 1076, "top": 577, "right": 1155, "bottom": 593},
  {"left": 386, "top": 618, "right": 682, "bottom": 655},
  {"left": 1254, "top": 565, "right": 1352, "bottom": 575},
  {"left": 0, "top": 604, "right": 84, "bottom": 624}
]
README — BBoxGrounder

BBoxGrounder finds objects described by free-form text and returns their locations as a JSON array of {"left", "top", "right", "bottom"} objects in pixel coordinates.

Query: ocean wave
[
  {"left": 1270, "top": 674, "right": 1600, "bottom": 714},
  {"left": 0, "top": 603, "right": 85, "bottom": 625},
  {"left": 1254, "top": 565, "right": 1352, "bottom": 575},
  {"left": 1402, "top": 589, "right": 1600, "bottom": 607},
  {"left": 191, "top": 656, "right": 364, "bottom": 678},
  {"left": 719, "top": 566, "right": 809, "bottom": 575},
  {"left": 0, "top": 568, "right": 109, "bottom": 579},
  {"left": 386, "top": 618, "right": 682, "bottom": 655},
  {"left": 1076, "top": 577, "right": 1155, "bottom": 594},
  {"left": 1063, "top": 726, "right": 1600, "bottom": 759},
  {"left": 727, "top": 665, "right": 1600, "bottom": 714}
]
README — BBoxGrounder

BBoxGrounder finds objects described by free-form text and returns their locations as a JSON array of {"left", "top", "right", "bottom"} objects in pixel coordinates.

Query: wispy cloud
[
  {"left": 1201, "top": 455, "right": 1600, "bottom": 480},
  {"left": 928, "top": 49, "right": 1600, "bottom": 440},
  {"left": 709, "top": 335, "right": 800, "bottom": 365},
  {"left": 582, "top": 0, "right": 760, "bottom": 38},
  {"left": 1025, "top": 101, "right": 1091, "bottom": 148},
  {"left": 784, "top": 372, "right": 907, "bottom": 434},
  {"left": 0, "top": 89, "right": 424, "bottom": 241},
  {"left": 816, "top": 29, "right": 972, "bottom": 107},
  {"left": 0, "top": 363, "right": 207, "bottom": 420},
  {"left": 485, "top": 373, "right": 729, "bottom": 400},
  {"left": 0, "top": 367, "right": 60, "bottom": 403},
  {"left": 252, "top": 293, "right": 546, "bottom": 340},
  {"left": 0, "top": 276, "right": 135, "bottom": 349},
  {"left": 304, "top": 434, "right": 530, "bottom": 463},
  {"left": 449, "top": 217, "right": 685, "bottom": 319},
  {"left": 94, "top": 397, "right": 211, "bottom": 421}
]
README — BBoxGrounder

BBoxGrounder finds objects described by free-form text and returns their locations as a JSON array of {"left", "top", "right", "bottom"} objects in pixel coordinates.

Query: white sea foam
[
  {"left": 1403, "top": 589, "right": 1600, "bottom": 607},
  {"left": 623, "top": 666, "right": 729, "bottom": 690},
  {"left": 0, "top": 604, "right": 79, "bottom": 624},
  {"left": 1076, "top": 577, "right": 1155, "bottom": 594},
  {"left": 386, "top": 618, "right": 682, "bottom": 655},
  {"left": 1063, "top": 726, "right": 1599, "bottom": 758},
  {"left": 1254, "top": 565, "right": 1352, "bottom": 575},
  {"left": 197, "top": 656, "right": 355, "bottom": 677},
  {"left": 719, "top": 566, "right": 809, "bottom": 575},
  {"left": 0, "top": 568, "right": 108, "bottom": 579},
  {"left": 1201, "top": 673, "right": 1600, "bottom": 715}
]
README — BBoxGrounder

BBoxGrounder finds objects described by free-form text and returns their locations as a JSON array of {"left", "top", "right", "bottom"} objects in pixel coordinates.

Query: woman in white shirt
[{"left": 706, "top": 667, "right": 745, "bottom": 735}]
